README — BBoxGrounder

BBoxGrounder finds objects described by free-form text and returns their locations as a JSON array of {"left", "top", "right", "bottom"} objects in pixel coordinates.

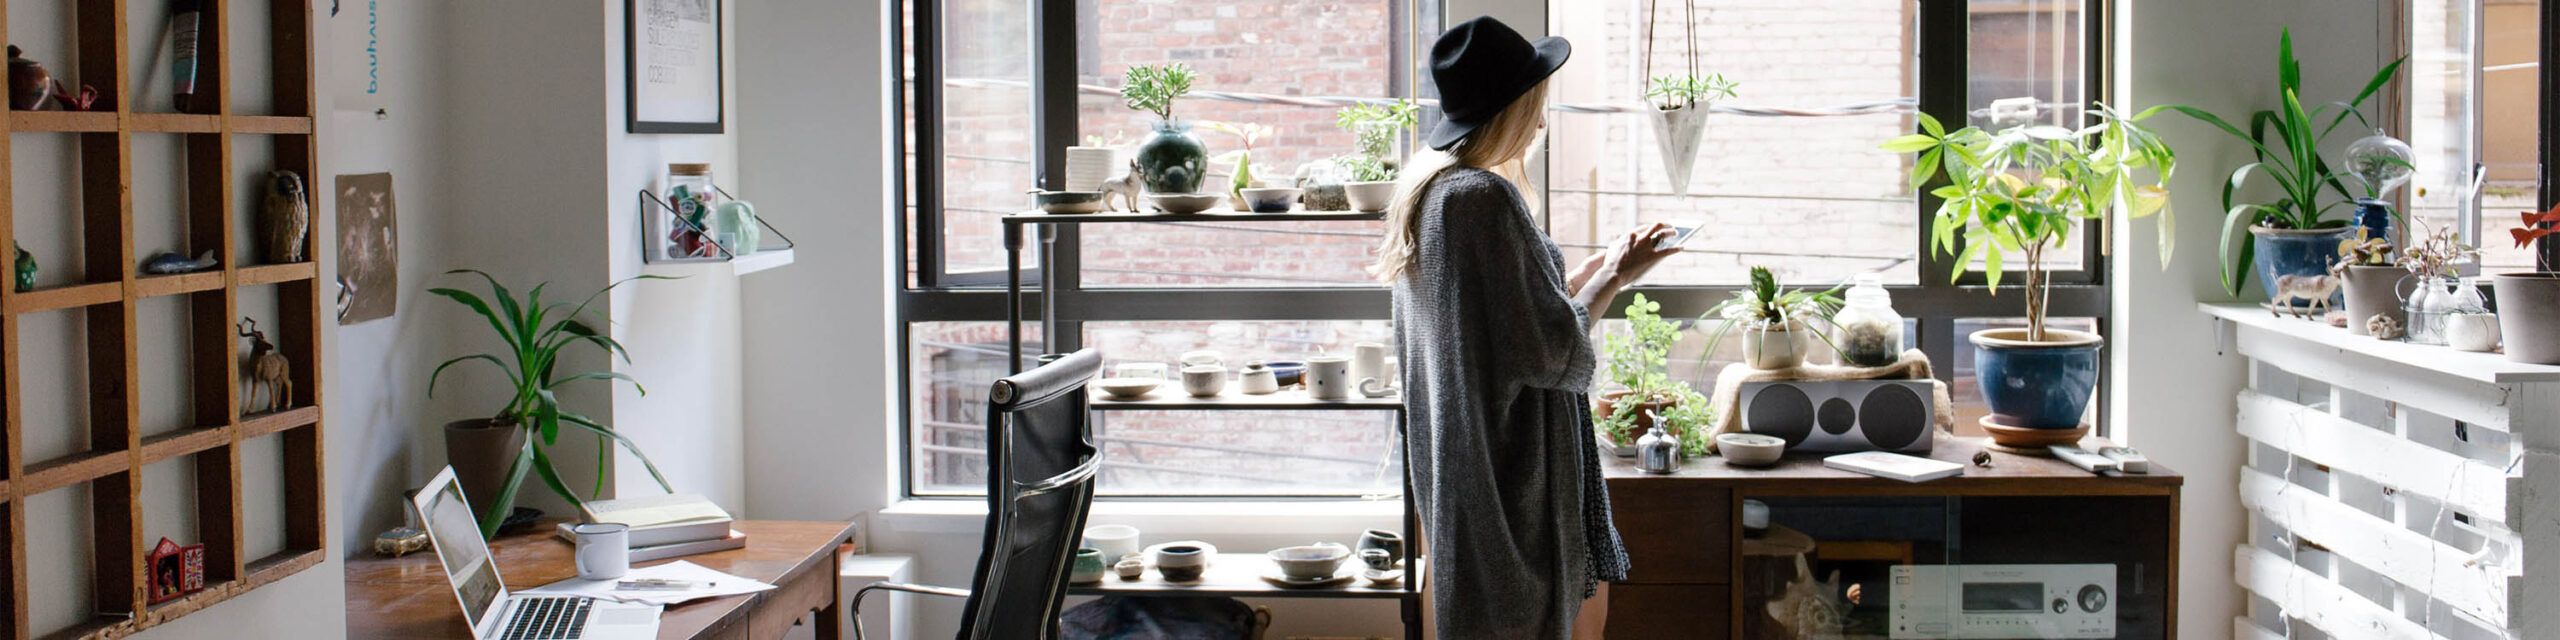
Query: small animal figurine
[
  {"left": 2366, "top": 314, "right": 2405, "bottom": 340},
  {"left": 11, "top": 242, "right": 32, "bottom": 292},
  {"left": 237, "top": 318, "right": 292, "bottom": 415},
  {"left": 2270, "top": 273, "right": 2339, "bottom": 319},
  {"left": 260, "top": 170, "right": 311, "bottom": 264},
  {"left": 140, "top": 250, "right": 219, "bottom": 274},
  {"left": 1097, "top": 159, "right": 1144, "bottom": 212}
]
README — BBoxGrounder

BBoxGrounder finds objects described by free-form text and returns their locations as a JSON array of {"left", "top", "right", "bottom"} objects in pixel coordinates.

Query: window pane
[
  {"left": 1546, "top": 0, "right": 1921, "bottom": 286},
  {"left": 2477, "top": 0, "right": 2541, "bottom": 272},
  {"left": 1083, "top": 321, "right": 1403, "bottom": 496},
  {"left": 938, "top": 0, "right": 1039, "bottom": 280},
  {"left": 1948, "top": 317, "right": 2098, "bottom": 436},
  {"left": 1967, "top": 0, "right": 2089, "bottom": 274},
  {"left": 2411, "top": 0, "right": 2540, "bottom": 273},
  {"left": 909, "top": 322, "right": 1045, "bottom": 496},
  {"left": 1074, "top": 1, "right": 1397, "bottom": 287}
]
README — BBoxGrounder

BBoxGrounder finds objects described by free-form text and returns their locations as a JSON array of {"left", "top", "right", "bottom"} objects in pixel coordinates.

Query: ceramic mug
[
  {"left": 1082, "top": 524, "right": 1141, "bottom": 562},
  {"left": 1070, "top": 548, "right": 1107, "bottom": 584},
  {"left": 1116, "top": 362, "right": 1169, "bottom": 381},
  {"left": 1239, "top": 363, "right": 1280, "bottom": 395},
  {"left": 570, "top": 522, "right": 631, "bottom": 580},
  {"left": 1306, "top": 356, "right": 1352, "bottom": 399},
  {"left": 1351, "top": 342, "right": 1390, "bottom": 382},
  {"left": 1356, "top": 529, "right": 1405, "bottom": 566},
  {"left": 1359, "top": 548, "right": 1395, "bottom": 572},
  {"left": 1182, "top": 365, "right": 1227, "bottom": 397}
]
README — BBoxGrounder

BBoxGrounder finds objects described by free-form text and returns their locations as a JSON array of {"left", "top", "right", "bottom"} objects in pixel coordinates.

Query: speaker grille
[
  {"left": 1745, "top": 383, "right": 1814, "bottom": 447},
  {"left": 1818, "top": 398, "right": 1856, "bottom": 435},
  {"left": 1861, "top": 382, "right": 1930, "bottom": 450}
]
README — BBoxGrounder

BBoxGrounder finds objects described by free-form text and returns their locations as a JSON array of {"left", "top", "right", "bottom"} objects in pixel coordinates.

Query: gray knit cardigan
[{"left": 1392, "top": 167, "right": 1629, "bottom": 639}]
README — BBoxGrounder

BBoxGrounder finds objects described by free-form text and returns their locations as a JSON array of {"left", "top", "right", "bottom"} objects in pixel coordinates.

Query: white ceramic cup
[
  {"left": 1083, "top": 524, "right": 1142, "bottom": 562},
  {"left": 570, "top": 522, "right": 631, "bottom": 580},
  {"left": 1306, "top": 356, "right": 1352, "bottom": 400},
  {"left": 1351, "top": 342, "right": 1390, "bottom": 383},
  {"left": 1065, "top": 147, "right": 1120, "bottom": 192},
  {"left": 1116, "top": 362, "right": 1169, "bottom": 381},
  {"left": 1182, "top": 365, "right": 1227, "bottom": 397}
]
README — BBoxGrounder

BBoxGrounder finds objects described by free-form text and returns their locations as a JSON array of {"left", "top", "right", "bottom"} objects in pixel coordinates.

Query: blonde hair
[{"left": 1368, "top": 81, "right": 1550, "bottom": 282}]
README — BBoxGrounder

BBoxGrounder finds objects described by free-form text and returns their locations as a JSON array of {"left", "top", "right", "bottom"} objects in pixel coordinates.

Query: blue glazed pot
[
  {"left": 1135, "top": 119, "right": 1207, "bottom": 194},
  {"left": 2352, "top": 199, "right": 2393, "bottom": 244},
  {"left": 2251, "top": 225, "right": 2355, "bottom": 307},
  {"left": 1970, "top": 328, "right": 2103, "bottom": 429}
]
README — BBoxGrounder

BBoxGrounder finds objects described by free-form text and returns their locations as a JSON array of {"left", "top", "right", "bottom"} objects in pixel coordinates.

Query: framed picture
[{"left": 625, "top": 0, "right": 723, "bottom": 133}]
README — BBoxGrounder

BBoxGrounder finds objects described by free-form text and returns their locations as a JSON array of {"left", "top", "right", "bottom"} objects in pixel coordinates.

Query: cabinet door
[
  {"left": 1605, "top": 584, "right": 1733, "bottom": 639},
  {"left": 1606, "top": 481, "right": 1732, "bottom": 584}
]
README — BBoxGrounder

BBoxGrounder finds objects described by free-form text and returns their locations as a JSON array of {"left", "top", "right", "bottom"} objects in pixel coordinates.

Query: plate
[
  {"left": 1259, "top": 569, "right": 1355, "bottom": 589},
  {"left": 1360, "top": 569, "right": 1405, "bottom": 586}
]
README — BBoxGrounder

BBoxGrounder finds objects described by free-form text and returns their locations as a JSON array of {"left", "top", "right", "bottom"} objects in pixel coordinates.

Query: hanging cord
[
  {"left": 1640, "top": 0, "right": 1656, "bottom": 97},
  {"left": 1685, "top": 0, "right": 1698, "bottom": 89}
]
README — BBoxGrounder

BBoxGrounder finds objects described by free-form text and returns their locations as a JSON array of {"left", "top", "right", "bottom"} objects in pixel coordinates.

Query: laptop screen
[{"left": 419, "top": 478, "right": 506, "bottom": 631}]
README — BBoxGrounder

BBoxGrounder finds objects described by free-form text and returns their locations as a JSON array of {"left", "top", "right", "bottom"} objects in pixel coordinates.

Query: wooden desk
[
  {"left": 346, "top": 520, "right": 857, "bottom": 640},
  {"left": 1602, "top": 435, "right": 2182, "bottom": 639}
]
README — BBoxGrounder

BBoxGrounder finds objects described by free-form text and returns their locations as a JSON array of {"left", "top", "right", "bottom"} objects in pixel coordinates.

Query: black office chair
[{"left": 852, "top": 349, "right": 1104, "bottom": 640}]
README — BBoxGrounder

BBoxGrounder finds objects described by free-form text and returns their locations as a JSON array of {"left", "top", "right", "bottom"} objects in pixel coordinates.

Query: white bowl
[
  {"left": 1265, "top": 543, "right": 1349, "bottom": 580},
  {"left": 1342, "top": 181, "right": 1396, "bottom": 213},
  {"left": 1716, "top": 432, "right": 1786, "bottom": 467},
  {"left": 1239, "top": 187, "right": 1302, "bottom": 213},
  {"left": 1148, "top": 193, "right": 1224, "bottom": 215},
  {"left": 1095, "top": 377, "right": 1160, "bottom": 400},
  {"left": 1082, "top": 524, "right": 1141, "bottom": 561}
]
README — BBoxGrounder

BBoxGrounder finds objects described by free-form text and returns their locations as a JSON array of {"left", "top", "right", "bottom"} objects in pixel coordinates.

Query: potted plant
[
  {"left": 1203, "top": 121, "right": 1274, "bottom": 211},
  {"left": 1121, "top": 63, "right": 1204, "bottom": 195},
  {"left": 1883, "top": 103, "right": 2176, "bottom": 430},
  {"left": 1701, "top": 266, "right": 1840, "bottom": 370},
  {"left": 2496, "top": 204, "right": 2560, "bottom": 362},
  {"left": 1333, "top": 100, "right": 1419, "bottom": 212},
  {"left": 1644, "top": 73, "right": 1738, "bottom": 197},
  {"left": 429, "top": 270, "right": 676, "bottom": 537},
  {"left": 1594, "top": 294, "right": 1692, "bottom": 450},
  {"left": 2331, "top": 228, "right": 2407, "bottom": 336},
  {"left": 2166, "top": 28, "right": 2405, "bottom": 302}
]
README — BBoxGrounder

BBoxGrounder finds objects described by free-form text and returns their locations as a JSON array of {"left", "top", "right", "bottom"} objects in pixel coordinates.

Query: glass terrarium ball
[{"left": 2344, "top": 132, "right": 2417, "bottom": 197}]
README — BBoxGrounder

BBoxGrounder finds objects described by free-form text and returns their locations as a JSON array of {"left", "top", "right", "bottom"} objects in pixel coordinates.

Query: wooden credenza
[{"left": 1603, "top": 435, "right": 2182, "bottom": 639}]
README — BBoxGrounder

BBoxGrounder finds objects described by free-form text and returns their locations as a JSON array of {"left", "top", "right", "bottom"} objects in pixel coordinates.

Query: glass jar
[
  {"left": 2404, "top": 275, "right": 2486, "bottom": 345},
  {"left": 661, "top": 163, "right": 718, "bottom": 259},
  {"left": 1830, "top": 273, "right": 1905, "bottom": 366}
]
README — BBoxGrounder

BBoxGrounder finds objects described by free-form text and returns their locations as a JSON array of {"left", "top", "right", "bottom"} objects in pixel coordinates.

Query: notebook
[{"left": 1823, "top": 451, "right": 1965, "bottom": 483}]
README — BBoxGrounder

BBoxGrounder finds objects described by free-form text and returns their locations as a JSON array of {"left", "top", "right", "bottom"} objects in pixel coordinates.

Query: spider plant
[
  {"left": 429, "top": 270, "right": 676, "bottom": 537},
  {"left": 1644, "top": 73, "right": 1739, "bottom": 110},
  {"left": 1700, "top": 266, "right": 1842, "bottom": 364}
]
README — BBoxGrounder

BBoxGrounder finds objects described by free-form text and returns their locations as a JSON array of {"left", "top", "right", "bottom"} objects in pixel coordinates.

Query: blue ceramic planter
[
  {"left": 1970, "top": 328, "right": 2103, "bottom": 429},
  {"left": 2352, "top": 199, "right": 2394, "bottom": 244},
  {"left": 2252, "top": 226, "right": 2355, "bottom": 307}
]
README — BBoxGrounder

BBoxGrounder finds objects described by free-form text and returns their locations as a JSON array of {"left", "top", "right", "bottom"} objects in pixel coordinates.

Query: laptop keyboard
[{"left": 499, "top": 596, "right": 592, "bottom": 640}]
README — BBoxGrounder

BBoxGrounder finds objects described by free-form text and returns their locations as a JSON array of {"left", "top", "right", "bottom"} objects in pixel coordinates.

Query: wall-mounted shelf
[{"left": 634, "top": 188, "right": 798, "bottom": 275}]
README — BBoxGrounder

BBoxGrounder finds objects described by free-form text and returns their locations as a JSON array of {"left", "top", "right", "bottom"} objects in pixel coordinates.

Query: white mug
[
  {"left": 1351, "top": 342, "right": 1390, "bottom": 383},
  {"left": 1182, "top": 364, "right": 1227, "bottom": 397},
  {"left": 1306, "top": 356, "right": 1352, "bottom": 400},
  {"left": 570, "top": 522, "right": 631, "bottom": 580}
]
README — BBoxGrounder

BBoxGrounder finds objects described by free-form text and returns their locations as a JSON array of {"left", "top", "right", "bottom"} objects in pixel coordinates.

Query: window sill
[{"left": 875, "top": 498, "right": 1405, "bottom": 536}]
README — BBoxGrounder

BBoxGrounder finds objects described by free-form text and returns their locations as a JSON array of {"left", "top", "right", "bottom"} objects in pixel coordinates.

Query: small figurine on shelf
[
  {"left": 238, "top": 318, "right": 293, "bottom": 415},
  {"left": 1097, "top": 159, "right": 1144, "bottom": 213},
  {"left": 146, "top": 538, "right": 207, "bottom": 604},
  {"left": 260, "top": 170, "right": 311, "bottom": 264},
  {"left": 141, "top": 249, "right": 219, "bottom": 274},
  {"left": 12, "top": 242, "right": 31, "bottom": 292},
  {"left": 7, "top": 46, "right": 97, "bottom": 111}
]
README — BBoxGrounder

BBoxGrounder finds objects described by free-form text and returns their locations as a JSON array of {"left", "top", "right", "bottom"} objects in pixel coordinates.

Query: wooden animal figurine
[
  {"left": 237, "top": 318, "right": 292, "bottom": 415},
  {"left": 1097, "top": 159, "right": 1144, "bottom": 212},
  {"left": 259, "top": 170, "right": 310, "bottom": 264},
  {"left": 2271, "top": 273, "right": 2338, "bottom": 319}
]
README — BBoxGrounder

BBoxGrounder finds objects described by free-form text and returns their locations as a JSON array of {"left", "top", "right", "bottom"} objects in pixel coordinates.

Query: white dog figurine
[
  {"left": 1098, "top": 159, "right": 1144, "bottom": 212},
  {"left": 2271, "top": 274, "right": 2339, "bottom": 319}
]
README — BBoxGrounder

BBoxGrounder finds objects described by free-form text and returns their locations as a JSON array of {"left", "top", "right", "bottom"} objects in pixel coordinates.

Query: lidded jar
[
  {"left": 1831, "top": 273, "right": 1905, "bottom": 366},
  {"left": 661, "top": 163, "right": 718, "bottom": 259}
]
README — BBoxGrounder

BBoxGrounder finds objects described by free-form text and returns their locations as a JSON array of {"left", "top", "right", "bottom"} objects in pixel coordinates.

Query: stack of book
[{"left": 555, "top": 493, "right": 744, "bottom": 562}]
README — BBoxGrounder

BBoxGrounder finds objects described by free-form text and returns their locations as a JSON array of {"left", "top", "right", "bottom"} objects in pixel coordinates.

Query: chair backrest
[{"left": 955, "top": 349, "right": 1104, "bottom": 640}]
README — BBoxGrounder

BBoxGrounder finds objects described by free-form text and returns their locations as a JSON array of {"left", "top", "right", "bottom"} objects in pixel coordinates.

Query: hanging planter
[
  {"left": 1637, "top": 0, "right": 1736, "bottom": 197},
  {"left": 1650, "top": 104, "right": 1711, "bottom": 197}
]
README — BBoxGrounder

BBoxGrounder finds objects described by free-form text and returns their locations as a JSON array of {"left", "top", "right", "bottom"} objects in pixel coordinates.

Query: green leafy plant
[
  {"left": 1120, "top": 63, "right": 1196, "bottom": 121},
  {"left": 1594, "top": 294, "right": 1697, "bottom": 446},
  {"left": 1336, "top": 100, "right": 1421, "bottom": 158},
  {"left": 1655, "top": 386, "right": 1716, "bottom": 458},
  {"left": 1645, "top": 73, "right": 1738, "bottom": 110},
  {"left": 429, "top": 270, "right": 676, "bottom": 537},
  {"left": 1882, "top": 104, "right": 2176, "bottom": 341},
  {"left": 2398, "top": 218, "right": 2477, "bottom": 280},
  {"left": 2164, "top": 28, "right": 2406, "bottom": 295},
  {"left": 1334, "top": 154, "right": 1396, "bottom": 183},
  {"left": 1204, "top": 121, "right": 1273, "bottom": 195},
  {"left": 1701, "top": 266, "right": 1842, "bottom": 357},
  {"left": 2331, "top": 227, "right": 2394, "bottom": 276}
]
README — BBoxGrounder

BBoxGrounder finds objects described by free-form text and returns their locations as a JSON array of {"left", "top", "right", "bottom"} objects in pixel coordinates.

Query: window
[
  {"left": 897, "top": 1, "right": 2109, "bottom": 499},
  {"left": 2405, "top": 0, "right": 2543, "bottom": 273}
]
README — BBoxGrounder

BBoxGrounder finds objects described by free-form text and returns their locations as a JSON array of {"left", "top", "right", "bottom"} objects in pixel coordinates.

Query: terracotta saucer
[{"left": 1978, "top": 415, "right": 2089, "bottom": 455}]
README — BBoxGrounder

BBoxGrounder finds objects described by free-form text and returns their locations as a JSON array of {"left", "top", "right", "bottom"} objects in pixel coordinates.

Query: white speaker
[{"left": 1738, "top": 379, "right": 1935, "bottom": 454}]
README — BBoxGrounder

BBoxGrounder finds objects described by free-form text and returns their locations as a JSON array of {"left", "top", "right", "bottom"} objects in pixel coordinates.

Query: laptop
[{"left": 412, "top": 466, "right": 663, "bottom": 640}]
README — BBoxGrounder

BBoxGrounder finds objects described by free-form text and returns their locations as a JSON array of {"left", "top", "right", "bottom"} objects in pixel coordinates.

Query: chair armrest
[
  {"left": 851, "top": 582, "right": 971, "bottom": 640},
  {"left": 1016, "top": 454, "right": 1101, "bottom": 498}
]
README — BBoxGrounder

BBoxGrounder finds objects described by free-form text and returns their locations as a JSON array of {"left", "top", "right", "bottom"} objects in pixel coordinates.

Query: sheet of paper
[{"left": 518, "top": 560, "right": 776, "bottom": 606}]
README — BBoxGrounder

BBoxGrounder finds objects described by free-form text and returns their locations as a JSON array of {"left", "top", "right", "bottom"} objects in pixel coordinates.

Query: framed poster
[
  {"left": 335, "top": 173, "right": 399, "bottom": 325},
  {"left": 625, "top": 0, "right": 723, "bottom": 133}
]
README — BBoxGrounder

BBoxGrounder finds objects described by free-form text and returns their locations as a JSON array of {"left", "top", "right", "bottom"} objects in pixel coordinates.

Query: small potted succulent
[
  {"left": 1332, "top": 100, "right": 1419, "bottom": 212},
  {"left": 2331, "top": 228, "right": 2406, "bottom": 335},
  {"left": 1644, "top": 73, "right": 1738, "bottom": 197},
  {"left": 1884, "top": 102, "right": 2175, "bottom": 431},
  {"left": 1122, "top": 63, "right": 1205, "bottom": 194},
  {"left": 1205, "top": 122, "right": 1296, "bottom": 212},
  {"left": 1701, "top": 266, "right": 1840, "bottom": 370},
  {"left": 2496, "top": 204, "right": 2560, "bottom": 362},
  {"left": 1594, "top": 294, "right": 1697, "bottom": 452}
]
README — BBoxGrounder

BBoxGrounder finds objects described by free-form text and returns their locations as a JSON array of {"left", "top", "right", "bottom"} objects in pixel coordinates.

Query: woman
[{"left": 1373, "top": 16, "right": 1682, "bottom": 639}]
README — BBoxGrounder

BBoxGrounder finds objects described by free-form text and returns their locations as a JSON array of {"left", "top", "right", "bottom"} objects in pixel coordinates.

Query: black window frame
[{"left": 894, "top": 0, "right": 2115, "bottom": 500}]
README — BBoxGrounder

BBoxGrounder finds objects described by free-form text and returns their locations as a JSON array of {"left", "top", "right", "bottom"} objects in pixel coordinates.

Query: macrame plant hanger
[{"left": 1644, "top": 0, "right": 1711, "bottom": 197}]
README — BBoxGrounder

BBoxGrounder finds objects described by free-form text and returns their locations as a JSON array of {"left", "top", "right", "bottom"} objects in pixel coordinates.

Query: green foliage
[
  {"left": 2162, "top": 28, "right": 2405, "bottom": 295},
  {"left": 428, "top": 270, "right": 677, "bottom": 538},
  {"left": 1883, "top": 103, "right": 2176, "bottom": 339},
  {"left": 1700, "top": 266, "right": 1842, "bottom": 357},
  {"left": 1602, "top": 294, "right": 1684, "bottom": 396},
  {"left": 1337, "top": 100, "right": 1421, "bottom": 158},
  {"left": 1204, "top": 121, "right": 1273, "bottom": 195},
  {"left": 1334, "top": 154, "right": 1397, "bottom": 183},
  {"left": 2332, "top": 227, "right": 2393, "bottom": 272},
  {"left": 1121, "top": 63, "right": 1196, "bottom": 121},
  {"left": 1645, "top": 73, "right": 1739, "bottom": 109}
]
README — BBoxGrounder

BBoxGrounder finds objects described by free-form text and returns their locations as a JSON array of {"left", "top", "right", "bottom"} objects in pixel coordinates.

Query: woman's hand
[{"left": 1602, "top": 222, "right": 1682, "bottom": 291}]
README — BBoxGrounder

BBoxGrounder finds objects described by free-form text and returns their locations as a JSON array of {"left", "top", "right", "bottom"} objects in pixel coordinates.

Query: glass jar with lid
[
  {"left": 660, "top": 163, "right": 718, "bottom": 259},
  {"left": 1830, "top": 273, "right": 1905, "bottom": 366}
]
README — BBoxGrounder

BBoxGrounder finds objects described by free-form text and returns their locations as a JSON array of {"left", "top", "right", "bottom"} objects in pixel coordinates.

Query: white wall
[{"left": 2115, "top": 1, "right": 2389, "bottom": 638}]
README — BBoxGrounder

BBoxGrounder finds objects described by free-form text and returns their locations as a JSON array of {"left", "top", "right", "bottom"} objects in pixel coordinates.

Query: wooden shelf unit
[{"left": 0, "top": 1, "right": 325, "bottom": 638}]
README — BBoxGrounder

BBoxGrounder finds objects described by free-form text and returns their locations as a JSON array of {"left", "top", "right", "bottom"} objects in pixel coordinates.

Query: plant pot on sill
[
  {"left": 1739, "top": 322, "right": 1813, "bottom": 370},
  {"left": 2339, "top": 265, "right": 2412, "bottom": 336},
  {"left": 1343, "top": 181, "right": 1396, "bottom": 213},
  {"left": 1969, "top": 327, "right": 2103, "bottom": 429},
  {"left": 2251, "top": 225, "right": 2355, "bottom": 307},
  {"left": 2495, "top": 273, "right": 2560, "bottom": 364},
  {"left": 1596, "top": 390, "right": 1679, "bottom": 445},
  {"left": 444, "top": 418, "right": 526, "bottom": 517}
]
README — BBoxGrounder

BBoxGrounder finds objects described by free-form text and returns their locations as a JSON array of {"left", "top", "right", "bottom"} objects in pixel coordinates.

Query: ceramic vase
[
  {"left": 1135, "top": 120, "right": 1207, "bottom": 194},
  {"left": 2250, "top": 226, "right": 2356, "bottom": 307},
  {"left": 1969, "top": 327, "right": 2103, "bottom": 429},
  {"left": 1649, "top": 104, "right": 1711, "bottom": 197},
  {"left": 2339, "top": 265, "right": 2410, "bottom": 336},
  {"left": 1740, "top": 322, "right": 1812, "bottom": 370},
  {"left": 2446, "top": 313, "right": 2503, "bottom": 353},
  {"left": 2495, "top": 273, "right": 2560, "bottom": 364}
]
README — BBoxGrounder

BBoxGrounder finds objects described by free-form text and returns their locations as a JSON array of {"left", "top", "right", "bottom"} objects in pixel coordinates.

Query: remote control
[
  {"left": 2098, "top": 446, "right": 2151, "bottom": 474},
  {"left": 2048, "top": 445, "right": 2119, "bottom": 474}
]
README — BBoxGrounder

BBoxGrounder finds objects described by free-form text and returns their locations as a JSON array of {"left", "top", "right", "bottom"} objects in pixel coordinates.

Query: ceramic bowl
[
  {"left": 1265, "top": 543, "right": 1350, "bottom": 580},
  {"left": 1095, "top": 377, "right": 1160, "bottom": 400},
  {"left": 1342, "top": 181, "right": 1396, "bottom": 213},
  {"left": 1239, "top": 187, "right": 1302, "bottom": 213},
  {"left": 1032, "top": 190, "right": 1106, "bottom": 214},
  {"left": 1716, "top": 432, "right": 1786, "bottom": 467},
  {"left": 1082, "top": 524, "right": 1141, "bottom": 562},
  {"left": 1148, "top": 193, "right": 1223, "bottom": 215},
  {"left": 1181, "top": 364, "right": 1227, "bottom": 397},
  {"left": 1152, "top": 543, "right": 1213, "bottom": 582},
  {"left": 1264, "top": 361, "right": 1307, "bottom": 387}
]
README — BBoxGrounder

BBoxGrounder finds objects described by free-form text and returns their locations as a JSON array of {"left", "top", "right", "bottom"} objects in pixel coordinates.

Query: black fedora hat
[{"left": 1425, "top": 16, "right": 1570, "bottom": 150}]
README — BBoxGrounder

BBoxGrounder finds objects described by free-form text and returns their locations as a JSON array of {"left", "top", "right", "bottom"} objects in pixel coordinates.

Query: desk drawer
[
  {"left": 1607, "top": 481, "right": 1731, "bottom": 584},
  {"left": 1605, "top": 584, "right": 1731, "bottom": 639}
]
